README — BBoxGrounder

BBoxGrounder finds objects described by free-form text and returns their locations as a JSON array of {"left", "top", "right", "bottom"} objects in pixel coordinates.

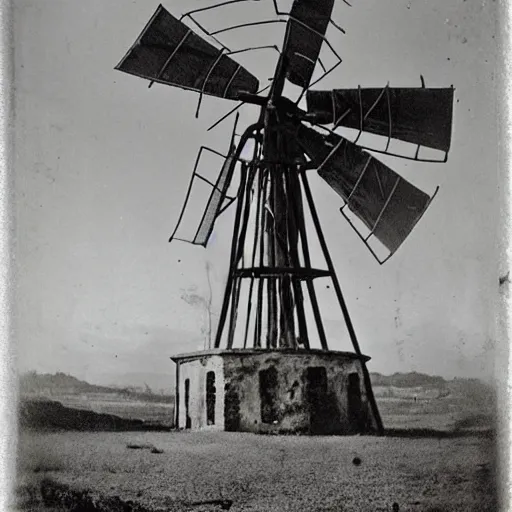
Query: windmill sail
[
  {"left": 296, "top": 126, "right": 433, "bottom": 254},
  {"left": 306, "top": 87, "right": 454, "bottom": 152},
  {"left": 283, "top": 0, "right": 335, "bottom": 88},
  {"left": 193, "top": 149, "right": 238, "bottom": 246},
  {"left": 116, "top": 5, "right": 259, "bottom": 100}
]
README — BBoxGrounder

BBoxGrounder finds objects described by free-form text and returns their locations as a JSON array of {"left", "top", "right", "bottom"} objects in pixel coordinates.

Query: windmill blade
[
  {"left": 116, "top": 5, "right": 259, "bottom": 100},
  {"left": 295, "top": 126, "right": 433, "bottom": 254},
  {"left": 282, "top": 0, "right": 335, "bottom": 88},
  {"left": 193, "top": 147, "right": 238, "bottom": 246},
  {"left": 306, "top": 87, "right": 454, "bottom": 152}
]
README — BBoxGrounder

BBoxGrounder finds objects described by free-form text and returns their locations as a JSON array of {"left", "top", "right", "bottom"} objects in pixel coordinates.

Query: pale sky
[{"left": 14, "top": 0, "right": 499, "bottom": 390}]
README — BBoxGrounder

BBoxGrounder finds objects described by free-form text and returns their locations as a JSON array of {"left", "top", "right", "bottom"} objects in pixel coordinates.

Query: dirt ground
[{"left": 15, "top": 430, "right": 497, "bottom": 512}]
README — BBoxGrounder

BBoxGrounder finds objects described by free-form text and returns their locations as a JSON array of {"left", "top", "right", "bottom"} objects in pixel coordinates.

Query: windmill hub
[{"left": 117, "top": 1, "right": 454, "bottom": 435}]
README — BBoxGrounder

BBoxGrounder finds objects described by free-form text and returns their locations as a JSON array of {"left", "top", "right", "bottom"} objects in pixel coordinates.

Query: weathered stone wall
[
  {"left": 222, "top": 351, "right": 376, "bottom": 434},
  {"left": 173, "top": 350, "right": 377, "bottom": 434},
  {"left": 177, "top": 356, "right": 225, "bottom": 430}
]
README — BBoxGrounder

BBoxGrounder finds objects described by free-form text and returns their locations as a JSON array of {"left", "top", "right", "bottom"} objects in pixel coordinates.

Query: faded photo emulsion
[{"left": 14, "top": 1, "right": 501, "bottom": 511}]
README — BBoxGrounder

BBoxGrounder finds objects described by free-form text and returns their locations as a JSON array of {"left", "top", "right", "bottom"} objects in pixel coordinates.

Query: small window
[
  {"left": 206, "top": 371, "right": 216, "bottom": 425},
  {"left": 259, "top": 367, "right": 279, "bottom": 424}
]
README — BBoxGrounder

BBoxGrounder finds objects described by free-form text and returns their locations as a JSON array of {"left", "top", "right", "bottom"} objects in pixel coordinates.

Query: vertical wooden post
[
  {"left": 254, "top": 169, "right": 269, "bottom": 348},
  {"left": 243, "top": 164, "right": 264, "bottom": 348},
  {"left": 266, "top": 169, "right": 278, "bottom": 348},
  {"left": 214, "top": 165, "right": 248, "bottom": 349},
  {"left": 290, "top": 169, "right": 329, "bottom": 350},
  {"left": 283, "top": 168, "right": 309, "bottom": 349}
]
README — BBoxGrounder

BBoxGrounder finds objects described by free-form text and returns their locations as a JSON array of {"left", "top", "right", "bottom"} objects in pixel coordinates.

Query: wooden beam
[{"left": 299, "top": 168, "right": 384, "bottom": 433}]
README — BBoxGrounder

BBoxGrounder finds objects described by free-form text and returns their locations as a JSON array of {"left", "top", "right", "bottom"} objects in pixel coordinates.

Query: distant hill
[
  {"left": 19, "top": 371, "right": 173, "bottom": 402},
  {"left": 370, "top": 371, "right": 447, "bottom": 388},
  {"left": 19, "top": 370, "right": 495, "bottom": 433},
  {"left": 22, "top": 370, "right": 493, "bottom": 398},
  {"left": 370, "top": 371, "right": 495, "bottom": 413}
]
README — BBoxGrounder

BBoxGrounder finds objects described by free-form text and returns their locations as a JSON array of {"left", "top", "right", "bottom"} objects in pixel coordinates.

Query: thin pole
[
  {"left": 254, "top": 169, "right": 269, "bottom": 348},
  {"left": 243, "top": 163, "right": 264, "bottom": 348},
  {"left": 274, "top": 169, "right": 295, "bottom": 348},
  {"left": 284, "top": 168, "right": 309, "bottom": 349},
  {"left": 227, "top": 276, "right": 242, "bottom": 349},
  {"left": 299, "top": 168, "right": 384, "bottom": 433},
  {"left": 266, "top": 169, "right": 278, "bottom": 348},
  {"left": 214, "top": 165, "right": 248, "bottom": 349},
  {"left": 299, "top": 168, "right": 361, "bottom": 353},
  {"left": 291, "top": 169, "right": 329, "bottom": 351},
  {"left": 227, "top": 162, "right": 257, "bottom": 348}
]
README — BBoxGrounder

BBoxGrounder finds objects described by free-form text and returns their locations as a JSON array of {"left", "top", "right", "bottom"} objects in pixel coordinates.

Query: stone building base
[{"left": 171, "top": 349, "right": 378, "bottom": 435}]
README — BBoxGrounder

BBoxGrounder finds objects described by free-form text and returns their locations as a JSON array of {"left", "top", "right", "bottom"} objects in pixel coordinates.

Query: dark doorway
[
  {"left": 306, "top": 367, "right": 328, "bottom": 434},
  {"left": 206, "top": 371, "right": 216, "bottom": 425},
  {"left": 224, "top": 384, "right": 240, "bottom": 431},
  {"left": 184, "top": 378, "right": 191, "bottom": 429},
  {"left": 347, "top": 372, "right": 364, "bottom": 432},
  {"left": 259, "top": 367, "right": 279, "bottom": 424}
]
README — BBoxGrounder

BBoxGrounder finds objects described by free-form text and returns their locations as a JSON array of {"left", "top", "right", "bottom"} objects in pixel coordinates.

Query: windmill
[{"left": 116, "top": 1, "right": 454, "bottom": 434}]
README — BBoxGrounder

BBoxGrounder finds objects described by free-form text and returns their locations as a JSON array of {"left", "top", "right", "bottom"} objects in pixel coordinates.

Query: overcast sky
[{"left": 14, "top": 0, "right": 499, "bottom": 390}]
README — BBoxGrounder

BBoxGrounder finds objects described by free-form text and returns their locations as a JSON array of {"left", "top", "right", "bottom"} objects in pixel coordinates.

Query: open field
[
  {"left": 19, "top": 384, "right": 494, "bottom": 433},
  {"left": 15, "top": 373, "right": 496, "bottom": 511},
  {"left": 16, "top": 429, "right": 496, "bottom": 512}
]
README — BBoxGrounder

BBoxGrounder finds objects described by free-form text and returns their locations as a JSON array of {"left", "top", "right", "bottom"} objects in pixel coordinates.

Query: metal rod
[
  {"left": 217, "top": 196, "right": 237, "bottom": 217},
  {"left": 284, "top": 169, "right": 309, "bottom": 349},
  {"left": 266, "top": 171, "right": 278, "bottom": 348},
  {"left": 300, "top": 168, "right": 361, "bottom": 353},
  {"left": 227, "top": 276, "right": 242, "bottom": 349},
  {"left": 354, "top": 85, "right": 364, "bottom": 143},
  {"left": 214, "top": 164, "right": 248, "bottom": 349},
  {"left": 180, "top": 0, "right": 254, "bottom": 20},
  {"left": 329, "top": 18, "right": 347, "bottom": 34},
  {"left": 345, "top": 154, "right": 371, "bottom": 204},
  {"left": 168, "top": 143, "right": 228, "bottom": 242},
  {"left": 339, "top": 206, "right": 390, "bottom": 265},
  {"left": 254, "top": 169, "right": 269, "bottom": 348},
  {"left": 223, "top": 66, "right": 241, "bottom": 99},
  {"left": 211, "top": 19, "right": 287, "bottom": 36},
  {"left": 299, "top": 168, "right": 383, "bottom": 433},
  {"left": 365, "top": 177, "right": 401, "bottom": 240},
  {"left": 224, "top": 155, "right": 258, "bottom": 349},
  {"left": 235, "top": 165, "right": 258, "bottom": 263},
  {"left": 228, "top": 160, "right": 257, "bottom": 347},
  {"left": 385, "top": 86, "right": 392, "bottom": 152},
  {"left": 243, "top": 143, "right": 263, "bottom": 348},
  {"left": 195, "top": 49, "right": 226, "bottom": 118},
  {"left": 227, "top": 45, "right": 281, "bottom": 57},
  {"left": 311, "top": 123, "right": 448, "bottom": 164},
  {"left": 276, "top": 169, "right": 296, "bottom": 348},
  {"left": 168, "top": 148, "right": 204, "bottom": 242},
  {"left": 295, "top": 59, "right": 342, "bottom": 105},
  {"left": 292, "top": 168, "right": 328, "bottom": 351},
  {"left": 363, "top": 84, "right": 389, "bottom": 122},
  {"left": 194, "top": 124, "right": 260, "bottom": 245},
  {"left": 149, "top": 30, "right": 192, "bottom": 88},
  {"left": 195, "top": 173, "right": 223, "bottom": 190},
  {"left": 181, "top": 14, "right": 231, "bottom": 52},
  {"left": 207, "top": 84, "right": 271, "bottom": 132},
  {"left": 285, "top": 16, "right": 343, "bottom": 72}
]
